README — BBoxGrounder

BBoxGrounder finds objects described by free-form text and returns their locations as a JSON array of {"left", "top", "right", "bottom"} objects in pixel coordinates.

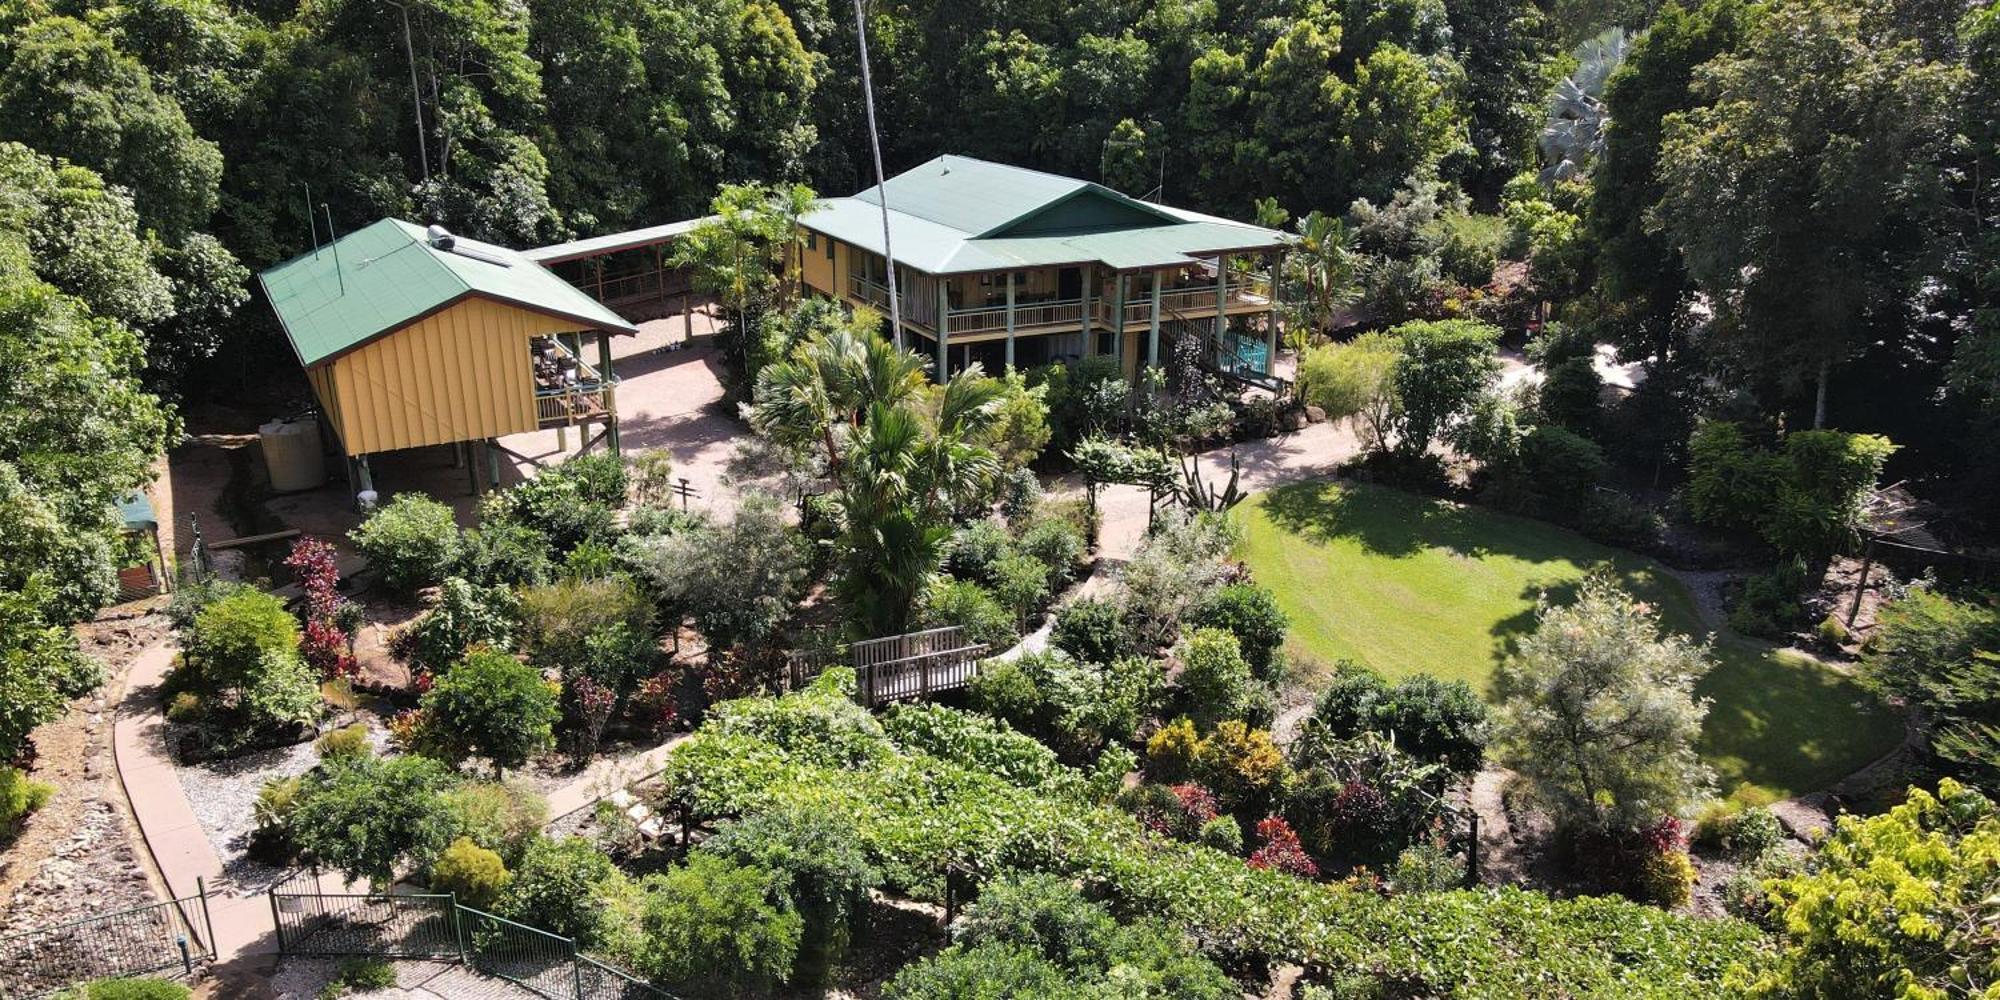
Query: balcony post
[
  {"left": 1112, "top": 272, "right": 1126, "bottom": 371},
  {"left": 1147, "top": 271, "right": 1162, "bottom": 370},
  {"left": 1080, "top": 266, "right": 1094, "bottom": 357},
  {"left": 1215, "top": 255, "right": 1228, "bottom": 366},
  {"left": 1004, "top": 272, "right": 1016, "bottom": 371},
  {"left": 1265, "top": 249, "right": 1280, "bottom": 377},
  {"left": 936, "top": 279, "right": 949, "bottom": 383}
]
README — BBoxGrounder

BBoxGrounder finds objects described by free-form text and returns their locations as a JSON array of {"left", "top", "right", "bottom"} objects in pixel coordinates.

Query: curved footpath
[{"left": 110, "top": 639, "right": 678, "bottom": 983}]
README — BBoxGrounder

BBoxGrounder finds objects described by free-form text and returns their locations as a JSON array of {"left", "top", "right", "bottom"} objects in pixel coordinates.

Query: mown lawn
[{"left": 1236, "top": 479, "right": 1903, "bottom": 802}]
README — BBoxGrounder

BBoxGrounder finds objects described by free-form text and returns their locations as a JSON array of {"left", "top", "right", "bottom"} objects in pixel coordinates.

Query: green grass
[{"left": 1238, "top": 480, "right": 1903, "bottom": 802}]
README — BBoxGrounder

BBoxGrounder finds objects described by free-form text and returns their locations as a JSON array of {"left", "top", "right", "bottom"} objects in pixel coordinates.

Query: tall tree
[{"left": 1652, "top": 0, "right": 1971, "bottom": 427}]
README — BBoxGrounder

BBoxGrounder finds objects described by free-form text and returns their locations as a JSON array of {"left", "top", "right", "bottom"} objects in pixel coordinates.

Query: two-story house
[{"left": 796, "top": 155, "right": 1287, "bottom": 383}]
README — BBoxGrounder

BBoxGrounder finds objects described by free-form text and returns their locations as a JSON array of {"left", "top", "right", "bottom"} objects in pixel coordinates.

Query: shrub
[
  {"left": 1117, "top": 783, "right": 1188, "bottom": 836},
  {"left": 514, "top": 577, "right": 655, "bottom": 687},
  {"left": 1188, "top": 584, "right": 1289, "bottom": 677},
  {"left": 883, "top": 703, "right": 1076, "bottom": 793},
  {"left": 635, "top": 854, "right": 801, "bottom": 994},
  {"left": 561, "top": 452, "right": 630, "bottom": 507},
  {"left": 1696, "top": 804, "right": 1785, "bottom": 861},
  {"left": 1285, "top": 731, "right": 1454, "bottom": 868},
  {"left": 350, "top": 493, "right": 462, "bottom": 594},
  {"left": 1391, "top": 843, "right": 1466, "bottom": 893},
  {"left": 1195, "top": 720, "right": 1287, "bottom": 813},
  {"left": 1537, "top": 356, "right": 1601, "bottom": 434},
  {"left": 700, "top": 803, "right": 880, "bottom": 984},
  {"left": 390, "top": 577, "right": 519, "bottom": 677},
  {"left": 989, "top": 552, "right": 1052, "bottom": 625},
  {"left": 501, "top": 836, "right": 622, "bottom": 947},
  {"left": 183, "top": 588, "right": 298, "bottom": 690},
  {"left": 1050, "top": 598, "right": 1130, "bottom": 664},
  {"left": 481, "top": 474, "right": 616, "bottom": 555},
  {"left": 314, "top": 723, "right": 371, "bottom": 763},
  {"left": 883, "top": 942, "right": 1070, "bottom": 999},
  {"left": 1175, "top": 628, "right": 1259, "bottom": 727},
  {"left": 967, "top": 657, "right": 1045, "bottom": 730},
  {"left": 430, "top": 836, "right": 510, "bottom": 908},
  {"left": 252, "top": 774, "right": 302, "bottom": 855},
  {"left": 1198, "top": 815, "right": 1244, "bottom": 854},
  {"left": 1308, "top": 664, "right": 1490, "bottom": 774},
  {"left": 1573, "top": 489, "right": 1664, "bottom": 549},
  {"left": 316, "top": 958, "right": 396, "bottom": 998},
  {"left": 969, "top": 651, "right": 1158, "bottom": 762},
  {"left": 945, "top": 520, "right": 1012, "bottom": 584},
  {"left": 1248, "top": 816, "right": 1319, "bottom": 878},
  {"left": 1515, "top": 425, "right": 1607, "bottom": 515},
  {"left": 1728, "top": 558, "right": 1810, "bottom": 640},
  {"left": 920, "top": 578, "right": 1016, "bottom": 652},
  {"left": 419, "top": 649, "right": 559, "bottom": 776},
  {"left": 164, "top": 691, "right": 200, "bottom": 724},
  {"left": 290, "top": 755, "right": 461, "bottom": 885},
  {"left": 1016, "top": 519, "right": 1086, "bottom": 588},
  {"left": 0, "top": 765, "right": 53, "bottom": 829},
  {"left": 1121, "top": 515, "right": 1240, "bottom": 646},
  {"left": 457, "top": 522, "right": 554, "bottom": 588},
  {"left": 79, "top": 980, "right": 189, "bottom": 1000},
  {"left": 1145, "top": 718, "right": 1202, "bottom": 783},
  {"left": 1635, "top": 847, "right": 1696, "bottom": 909},
  {"left": 999, "top": 467, "right": 1042, "bottom": 524},
  {"left": 445, "top": 781, "right": 548, "bottom": 864}
]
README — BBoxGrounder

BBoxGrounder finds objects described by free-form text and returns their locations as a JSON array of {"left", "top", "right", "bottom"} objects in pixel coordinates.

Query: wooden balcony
[
  {"left": 847, "top": 271, "right": 1274, "bottom": 339},
  {"left": 531, "top": 335, "right": 616, "bottom": 428}
]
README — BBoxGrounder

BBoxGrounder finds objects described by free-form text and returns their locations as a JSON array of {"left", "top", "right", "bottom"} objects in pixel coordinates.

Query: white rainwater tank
[{"left": 259, "top": 416, "right": 327, "bottom": 492}]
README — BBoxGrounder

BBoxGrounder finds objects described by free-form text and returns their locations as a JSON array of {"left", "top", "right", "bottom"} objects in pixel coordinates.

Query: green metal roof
[
  {"left": 806, "top": 155, "right": 1285, "bottom": 275},
  {"left": 259, "top": 219, "right": 637, "bottom": 368}
]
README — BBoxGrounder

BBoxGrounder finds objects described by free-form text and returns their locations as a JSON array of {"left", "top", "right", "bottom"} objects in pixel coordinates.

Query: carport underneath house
[{"left": 259, "top": 219, "right": 640, "bottom": 496}]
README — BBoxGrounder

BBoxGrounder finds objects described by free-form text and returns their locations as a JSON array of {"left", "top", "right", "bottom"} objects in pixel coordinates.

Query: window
[
  {"left": 825, "top": 239, "right": 835, "bottom": 261},
  {"left": 805, "top": 232, "right": 818, "bottom": 250}
]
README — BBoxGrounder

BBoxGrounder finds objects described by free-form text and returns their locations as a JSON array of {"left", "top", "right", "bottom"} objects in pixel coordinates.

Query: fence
[
  {"left": 0, "top": 882, "right": 214, "bottom": 999},
  {"left": 785, "top": 626, "right": 989, "bottom": 707},
  {"left": 267, "top": 870, "right": 672, "bottom": 1000}
]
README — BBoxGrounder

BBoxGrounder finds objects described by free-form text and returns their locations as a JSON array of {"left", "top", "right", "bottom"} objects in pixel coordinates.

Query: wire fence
[
  {"left": 0, "top": 882, "right": 214, "bottom": 999},
  {"left": 267, "top": 870, "right": 675, "bottom": 1000}
]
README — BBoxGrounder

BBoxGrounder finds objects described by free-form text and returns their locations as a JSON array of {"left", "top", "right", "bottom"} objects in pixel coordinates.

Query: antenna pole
[
  {"left": 389, "top": 1, "right": 430, "bottom": 182},
  {"left": 304, "top": 183, "right": 319, "bottom": 258},
  {"left": 321, "top": 204, "right": 345, "bottom": 296},
  {"left": 851, "top": 0, "right": 902, "bottom": 350}
]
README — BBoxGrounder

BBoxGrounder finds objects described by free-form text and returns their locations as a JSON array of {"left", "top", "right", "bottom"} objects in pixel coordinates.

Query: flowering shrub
[{"left": 563, "top": 675, "right": 617, "bottom": 765}]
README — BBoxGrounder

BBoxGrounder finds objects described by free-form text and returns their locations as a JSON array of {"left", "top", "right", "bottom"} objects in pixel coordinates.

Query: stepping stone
[
  {"left": 625, "top": 803, "right": 652, "bottom": 823},
  {"left": 607, "top": 789, "right": 637, "bottom": 809},
  {"left": 638, "top": 817, "right": 665, "bottom": 839}
]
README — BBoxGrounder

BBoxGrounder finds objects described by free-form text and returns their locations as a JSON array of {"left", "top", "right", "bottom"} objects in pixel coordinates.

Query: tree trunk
[{"left": 1813, "top": 358, "right": 1830, "bottom": 429}]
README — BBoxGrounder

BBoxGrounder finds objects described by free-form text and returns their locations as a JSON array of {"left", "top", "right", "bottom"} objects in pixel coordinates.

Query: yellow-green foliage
[
  {"left": 315, "top": 723, "right": 372, "bottom": 762},
  {"left": 1729, "top": 779, "right": 2000, "bottom": 998},
  {"left": 1145, "top": 718, "right": 1201, "bottom": 781},
  {"left": 1, "top": 765, "right": 54, "bottom": 827},
  {"left": 431, "top": 836, "right": 511, "bottom": 909},
  {"left": 1195, "top": 720, "right": 1286, "bottom": 807},
  {"left": 1634, "top": 849, "right": 1696, "bottom": 909}
]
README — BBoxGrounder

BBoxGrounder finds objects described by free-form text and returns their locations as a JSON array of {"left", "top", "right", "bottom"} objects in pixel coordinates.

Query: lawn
[{"left": 1237, "top": 479, "right": 1904, "bottom": 802}]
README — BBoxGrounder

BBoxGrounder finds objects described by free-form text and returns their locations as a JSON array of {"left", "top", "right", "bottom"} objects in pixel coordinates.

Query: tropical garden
[{"left": 4, "top": 0, "right": 2000, "bottom": 996}]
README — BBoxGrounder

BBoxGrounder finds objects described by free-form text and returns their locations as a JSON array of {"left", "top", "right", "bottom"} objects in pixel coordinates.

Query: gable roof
[
  {"left": 260, "top": 219, "right": 638, "bottom": 368},
  {"left": 804, "top": 155, "right": 1285, "bottom": 275}
]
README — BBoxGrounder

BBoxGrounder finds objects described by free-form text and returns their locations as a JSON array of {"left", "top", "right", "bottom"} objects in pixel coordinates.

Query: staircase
[{"left": 1161, "top": 307, "right": 1289, "bottom": 395}]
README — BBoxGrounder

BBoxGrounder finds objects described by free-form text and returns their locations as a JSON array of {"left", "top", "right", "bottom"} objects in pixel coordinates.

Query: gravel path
[
  {"left": 269, "top": 959, "right": 542, "bottom": 999},
  {"left": 173, "top": 720, "right": 389, "bottom": 894}
]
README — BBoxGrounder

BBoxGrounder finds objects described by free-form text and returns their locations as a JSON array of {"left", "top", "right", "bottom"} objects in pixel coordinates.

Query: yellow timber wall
[{"left": 309, "top": 296, "right": 586, "bottom": 457}]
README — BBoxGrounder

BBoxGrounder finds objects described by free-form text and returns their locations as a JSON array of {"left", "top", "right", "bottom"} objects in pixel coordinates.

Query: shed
[{"left": 259, "top": 220, "right": 639, "bottom": 491}]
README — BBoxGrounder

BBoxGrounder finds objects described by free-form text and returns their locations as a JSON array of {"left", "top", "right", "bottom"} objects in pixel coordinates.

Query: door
[{"left": 1058, "top": 267, "right": 1081, "bottom": 300}]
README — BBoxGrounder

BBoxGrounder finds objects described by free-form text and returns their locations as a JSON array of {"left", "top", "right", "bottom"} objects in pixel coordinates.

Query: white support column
[
  {"left": 1264, "top": 249, "right": 1280, "bottom": 377},
  {"left": 1113, "top": 272, "right": 1127, "bottom": 373},
  {"left": 1147, "top": 271, "right": 1163, "bottom": 369},
  {"left": 1080, "top": 266, "right": 1095, "bottom": 357},
  {"left": 936, "top": 278, "right": 950, "bottom": 382},
  {"left": 1005, "top": 272, "right": 1017, "bottom": 371},
  {"left": 1215, "top": 255, "right": 1228, "bottom": 364}
]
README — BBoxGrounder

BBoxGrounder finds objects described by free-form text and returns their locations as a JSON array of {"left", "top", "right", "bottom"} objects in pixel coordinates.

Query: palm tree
[
  {"left": 1285, "top": 210, "right": 1361, "bottom": 340},
  {"left": 1539, "top": 28, "right": 1630, "bottom": 184},
  {"left": 750, "top": 317, "right": 1002, "bottom": 635}
]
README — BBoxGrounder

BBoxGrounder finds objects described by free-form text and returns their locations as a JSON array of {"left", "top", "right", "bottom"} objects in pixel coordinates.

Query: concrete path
[
  {"left": 112, "top": 642, "right": 285, "bottom": 962},
  {"left": 542, "top": 737, "right": 688, "bottom": 822},
  {"left": 1060, "top": 418, "right": 1366, "bottom": 563}
]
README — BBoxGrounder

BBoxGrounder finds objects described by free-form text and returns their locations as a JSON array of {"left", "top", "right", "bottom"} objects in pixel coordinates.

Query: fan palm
[{"left": 1539, "top": 28, "right": 1630, "bottom": 184}]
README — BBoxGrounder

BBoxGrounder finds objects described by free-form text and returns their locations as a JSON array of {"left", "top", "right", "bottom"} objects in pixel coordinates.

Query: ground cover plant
[
  {"left": 1237, "top": 479, "right": 1901, "bottom": 800},
  {"left": 659, "top": 670, "right": 1763, "bottom": 999}
]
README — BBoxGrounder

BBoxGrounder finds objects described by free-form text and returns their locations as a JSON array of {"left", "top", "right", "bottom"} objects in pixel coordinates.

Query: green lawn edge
[{"left": 1234, "top": 479, "right": 1904, "bottom": 802}]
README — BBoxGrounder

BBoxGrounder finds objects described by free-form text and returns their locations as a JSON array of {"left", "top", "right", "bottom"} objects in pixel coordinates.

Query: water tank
[{"left": 260, "top": 417, "right": 327, "bottom": 493}]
